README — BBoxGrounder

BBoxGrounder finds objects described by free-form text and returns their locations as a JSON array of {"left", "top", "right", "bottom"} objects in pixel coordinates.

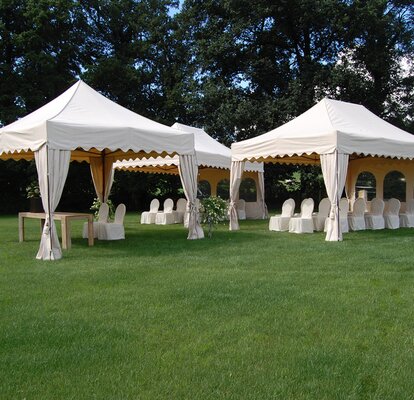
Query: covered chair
[
  {"left": 140, "top": 199, "right": 159, "bottom": 224},
  {"left": 269, "top": 198, "right": 295, "bottom": 232},
  {"left": 174, "top": 198, "right": 187, "bottom": 223},
  {"left": 312, "top": 198, "right": 330, "bottom": 232},
  {"left": 348, "top": 198, "right": 366, "bottom": 231},
  {"left": 82, "top": 202, "right": 109, "bottom": 239},
  {"left": 384, "top": 198, "right": 400, "bottom": 229},
  {"left": 155, "top": 198, "right": 175, "bottom": 225},
  {"left": 400, "top": 199, "right": 414, "bottom": 228},
  {"left": 98, "top": 203, "right": 126, "bottom": 240},
  {"left": 236, "top": 199, "right": 246, "bottom": 220},
  {"left": 364, "top": 198, "right": 385, "bottom": 230},
  {"left": 289, "top": 198, "right": 314, "bottom": 234}
]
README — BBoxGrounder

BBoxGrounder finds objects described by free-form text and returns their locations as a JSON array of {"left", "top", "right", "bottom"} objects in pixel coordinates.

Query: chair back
[
  {"left": 98, "top": 203, "right": 109, "bottom": 222},
  {"left": 371, "top": 198, "right": 385, "bottom": 215},
  {"left": 114, "top": 203, "right": 126, "bottom": 224},
  {"left": 405, "top": 199, "right": 414, "bottom": 215},
  {"left": 176, "top": 198, "right": 187, "bottom": 213},
  {"left": 237, "top": 199, "right": 245, "bottom": 211},
  {"left": 163, "top": 198, "right": 174, "bottom": 213},
  {"left": 301, "top": 198, "right": 314, "bottom": 218},
  {"left": 386, "top": 198, "right": 400, "bottom": 215},
  {"left": 353, "top": 198, "right": 366, "bottom": 216},
  {"left": 149, "top": 198, "right": 160, "bottom": 213},
  {"left": 339, "top": 198, "right": 349, "bottom": 217},
  {"left": 281, "top": 198, "right": 295, "bottom": 217},
  {"left": 318, "top": 198, "right": 331, "bottom": 217}
]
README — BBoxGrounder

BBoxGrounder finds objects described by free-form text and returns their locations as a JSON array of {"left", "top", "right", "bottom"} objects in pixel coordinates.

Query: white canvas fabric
[
  {"left": 98, "top": 203, "right": 126, "bottom": 240},
  {"left": 289, "top": 198, "right": 315, "bottom": 234},
  {"left": 229, "top": 161, "right": 245, "bottom": 230},
  {"left": 400, "top": 199, "right": 414, "bottom": 228},
  {"left": 269, "top": 198, "right": 295, "bottom": 232},
  {"left": 320, "top": 152, "right": 349, "bottom": 241},
  {"left": 365, "top": 198, "right": 385, "bottom": 230},
  {"left": 141, "top": 199, "right": 160, "bottom": 224},
  {"left": 339, "top": 198, "right": 349, "bottom": 233},
  {"left": 348, "top": 198, "right": 366, "bottom": 231},
  {"left": 257, "top": 171, "right": 268, "bottom": 219},
  {"left": 35, "top": 146, "right": 71, "bottom": 260},
  {"left": 231, "top": 98, "right": 414, "bottom": 162},
  {"left": 178, "top": 155, "right": 204, "bottom": 239},
  {"left": 83, "top": 202, "right": 109, "bottom": 238},
  {"left": 313, "top": 198, "right": 331, "bottom": 232},
  {"left": 384, "top": 198, "right": 400, "bottom": 229},
  {"left": 155, "top": 198, "right": 175, "bottom": 225}
]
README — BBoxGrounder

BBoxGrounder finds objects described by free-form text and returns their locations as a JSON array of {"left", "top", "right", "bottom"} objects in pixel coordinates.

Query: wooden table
[{"left": 18, "top": 212, "right": 94, "bottom": 249}]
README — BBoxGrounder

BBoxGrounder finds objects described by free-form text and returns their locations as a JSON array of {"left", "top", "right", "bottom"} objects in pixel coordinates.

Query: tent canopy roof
[
  {"left": 115, "top": 122, "right": 263, "bottom": 172},
  {"left": 0, "top": 81, "right": 194, "bottom": 160},
  {"left": 231, "top": 98, "right": 414, "bottom": 162}
]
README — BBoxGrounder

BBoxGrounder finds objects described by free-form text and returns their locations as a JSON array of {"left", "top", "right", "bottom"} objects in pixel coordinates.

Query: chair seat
[
  {"left": 82, "top": 221, "right": 103, "bottom": 239},
  {"left": 237, "top": 209, "right": 246, "bottom": 220},
  {"left": 348, "top": 216, "right": 365, "bottom": 231},
  {"left": 364, "top": 214, "right": 385, "bottom": 230},
  {"left": 400, "top": 213, "right": 414, "bottom": 228},
  {"left": 312, "top": 215, "right": 327, "bottom": 232},
  {"left": 98, "top": 223, "right": 125, "bottom": 240},
  {"left": 289, "top": 217, "right": 314, "bottom": 234},
  {"left": 141, "top": 211, "right": 157, "bottom": 224},
  {"left": 269, "top": 216, "right": 290, "bottom": 231},
  {"left": 384, "top": 214, "right": 399, "bottom": 229},
  {"left": 155, "top": 212, "right": 175, "bottom": 225}
]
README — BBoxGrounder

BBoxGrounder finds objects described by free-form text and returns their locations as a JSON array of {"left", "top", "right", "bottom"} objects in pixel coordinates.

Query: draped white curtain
[
  {"left": 320, "top": 152, "right": 349, "bottom": 241},
  {"left": 257, "top": 171, "right": 268, "bottom": 219},
  {"left": 229, "top": 161, "right": 245, "bottom": 230},
  {"left": 34, "top": 146, "right": 71, "bottom": 260},
  {"left": 90, "top": 156, "right": 115, "bottom": 202},
  {"left": 178, "top": 154, "right": 204, "bottom": 240}
]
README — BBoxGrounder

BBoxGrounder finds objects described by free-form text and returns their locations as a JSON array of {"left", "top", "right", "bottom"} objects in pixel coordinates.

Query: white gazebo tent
[
  {"left": 230, "top": 98, "right": 414, "bottom": 240},
  {"left": 114, "top": 122, "right": 268, "bottom": 219},
  {"left": 0, "top": 81, "right": 204, "bottom": 260}
]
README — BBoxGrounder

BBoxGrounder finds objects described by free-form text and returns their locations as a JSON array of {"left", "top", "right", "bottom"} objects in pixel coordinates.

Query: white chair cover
[
  {"left": 269, "top": 198, "right": 295, "bottom": 231},
  {"left": 384, "top": 198, "right": 400, "bottom": 229},
  {"left": 98, "top": 203, "right": 126, "bottom": 240},
  {"left": 141, "top": 199, "right": 160, "bottom": 224},
  {"left": 174, "top": 198, "right": 187, "bottom": 223},
  {"left": 236, "top": 199, "right": 246, "bottom": 220},
  {"left": 364, "top": 198, "right": 385, "bottom": 230},
  {"left": 312, "top": 198, "right": 331, "bottom": 232},
  {"left": 83, "top": 202, "right": 109, "bottom": 238},
  {"left": 324, "top": 198, "right": 349, "bottom": 233},
  {"left": 400, "top": 199, "right": 414, "bottom": 228},
  {"left": 348, "top": 198, "right": 366, "bottom": 231},
  {"left": 155, "top": 198, "right": 175, "bottom": 225},
  {"left": 289, "top": 198, "right": 314, "bottom": 234}
]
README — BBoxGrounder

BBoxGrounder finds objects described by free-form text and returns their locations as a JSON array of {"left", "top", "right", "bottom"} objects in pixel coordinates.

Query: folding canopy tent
[
  {"left": 114, "top": 122, "right": 268, "bottom": 219},
  {"left": 230, "top": 98, "right": 414, "bottom": 241},
  {"left": 0, "top": 81, "right": 203, "bottom": 260}
]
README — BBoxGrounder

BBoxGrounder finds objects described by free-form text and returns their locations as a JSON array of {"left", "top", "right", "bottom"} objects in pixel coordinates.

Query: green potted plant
[
  {"left": 200, "top": 196, "right": 228, "bottom": 238},
  {"left": 26, "top": 181, "right": 43, "bottom": 212}
]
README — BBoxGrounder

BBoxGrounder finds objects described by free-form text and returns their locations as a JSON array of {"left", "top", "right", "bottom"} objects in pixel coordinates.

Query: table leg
[
  {"left": 18, "top": 214, "right": 24, "bottom": 242},
  {"left": 87, "top": 217, "right": 94, "bottom": 246},
  {"left": 61, "top": 217, "right": 68, "bottom": 250}
]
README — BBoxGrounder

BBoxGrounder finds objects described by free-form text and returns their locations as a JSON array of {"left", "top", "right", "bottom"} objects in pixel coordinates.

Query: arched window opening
[
  {"left": 198, "top": 180, "right": 211, "bottom": 198},
  {"left": 384, "top": 171, "right": 405, "bottom": 201},
  {"left": 239, "top": 178, "right": 257, "bottom": 202},
  {"left": 217, "top": 179, "right": 230, "bottom": 200},
  {"left": 355, "top": 172, "right": 376, "bottom": 201}
]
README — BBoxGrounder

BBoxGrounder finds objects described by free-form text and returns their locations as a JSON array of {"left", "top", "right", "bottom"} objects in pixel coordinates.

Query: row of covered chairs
[
  {"left": 82, "top": 203, "right": 126, "bottom": 240},
  {"left": 269, "top": 197, "right": 414, "bottom": 234},
  {"left": 141, "top": 198, "right": 187, "bottom": 225}
]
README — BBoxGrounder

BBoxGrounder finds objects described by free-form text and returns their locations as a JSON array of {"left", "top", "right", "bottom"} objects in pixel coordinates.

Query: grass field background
[{"left": 1, "top": 214, "right": 414, "bottom": 399}]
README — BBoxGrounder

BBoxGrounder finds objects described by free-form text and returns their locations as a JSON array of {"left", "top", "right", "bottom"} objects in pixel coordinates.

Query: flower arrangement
[
  {"left": 200, "top": 196, "right": 228, "bottom": 238},
  {"left": 90, "top": 198, "right": 115, "bottom": 220},
  {"left": 26, "top": 181, "right": 41, "bottom": 198}
]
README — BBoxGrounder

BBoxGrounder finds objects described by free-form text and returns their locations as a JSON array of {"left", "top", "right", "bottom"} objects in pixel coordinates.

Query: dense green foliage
[
  {"left": 1, "top": 215, "right": 414, "bottom": 399},
  {"left": 0, "top": 0, "right": 413, "bottom": 212}
]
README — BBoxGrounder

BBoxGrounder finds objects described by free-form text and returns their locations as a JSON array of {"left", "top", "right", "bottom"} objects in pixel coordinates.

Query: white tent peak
[
  {"left": 231, "top": 97, "right": 414, "bottom": 161},
  {"left": 0, "top": 80, "right": 195, "bottom": 156}
]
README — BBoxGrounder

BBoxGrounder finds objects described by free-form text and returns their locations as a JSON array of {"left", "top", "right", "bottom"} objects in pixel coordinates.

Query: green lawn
[{"left": 1, "top": 214, "right": 414, "bottom": 399}]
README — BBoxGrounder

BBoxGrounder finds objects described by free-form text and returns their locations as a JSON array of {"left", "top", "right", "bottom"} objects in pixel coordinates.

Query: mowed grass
[{"left": 1, "top": 213, "right": 414, "bottom": 399}]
